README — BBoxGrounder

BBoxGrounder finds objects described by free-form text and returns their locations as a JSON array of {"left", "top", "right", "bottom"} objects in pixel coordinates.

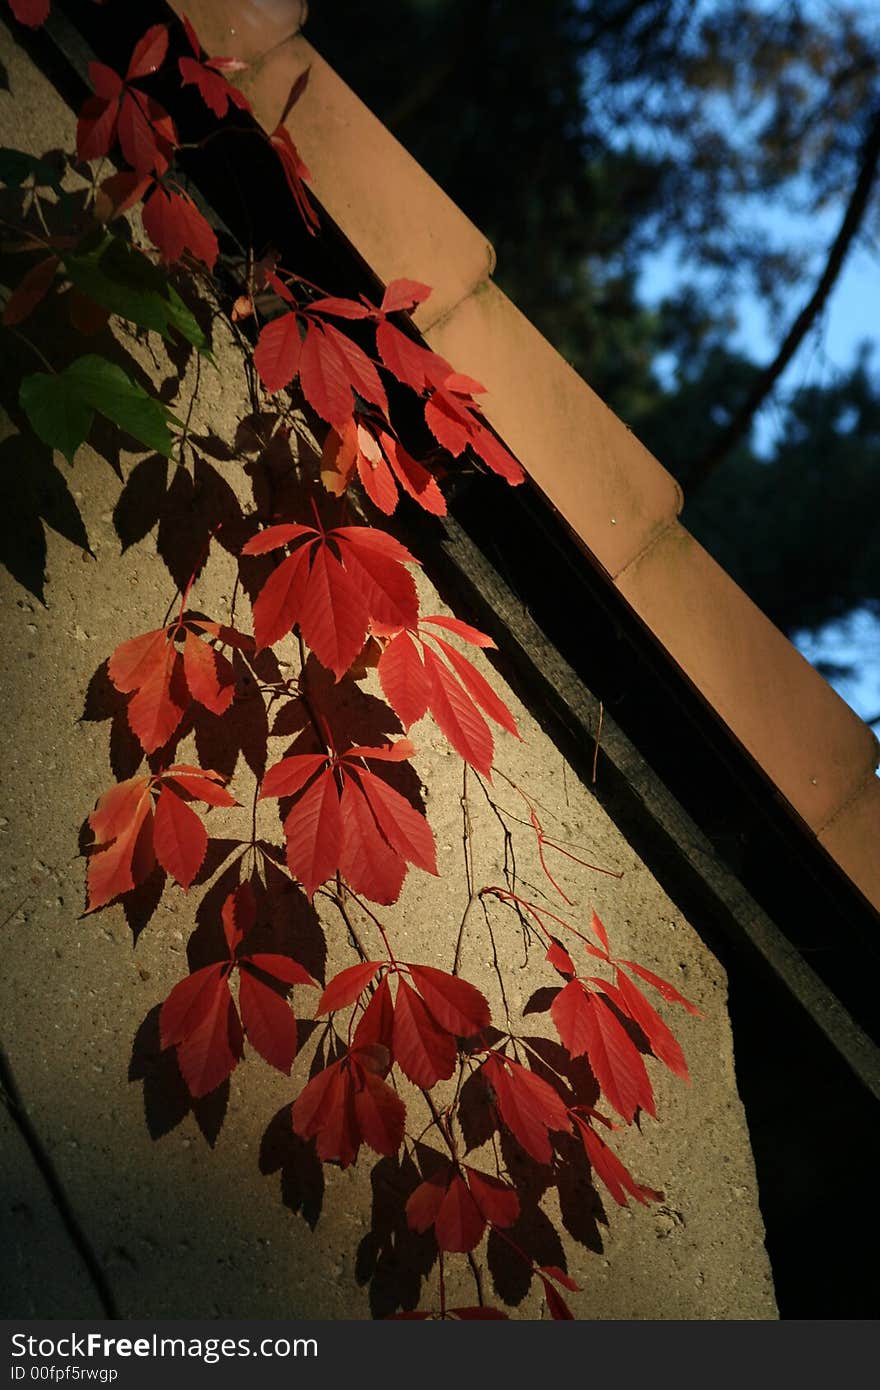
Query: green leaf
[
  {"left": 20, "top": 354, "right": 176, "bottom": 463},
  {"left": 63, "top": 234, "right": 208, "bottom": 352},
  {"left": 19, "top": 370, "right": 94, "bottom": 464},
  {"left": 0, "top": 147, "right": 63, "bottom": 191}
]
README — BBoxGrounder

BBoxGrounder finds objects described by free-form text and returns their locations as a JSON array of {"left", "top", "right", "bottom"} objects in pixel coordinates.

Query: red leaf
[
  {"left": 334, "top": 526, "right": 419, "bottom": 633},
  {"left": 221, "top": 883, "right": 254, "bottom": 952},
  {"left": 86, "top": 777, "right": 153, "bottom": 911},
  {"left": 160, "top": 964, "right": 228, "bottom": 1047},
  {"left": 8, "top": 0, "right": 51, "bottom": 28},
  {"left": 578, "top": 988, "right": 655, "bottom": 1123},
  {"left": 376, "top": 320, "right": 434, "bottom": 391},
  {"left": 279, "top": 66, "right": 311, "bottom": 122},
  {"left": 182, "top": 628, "right": 234, "bottom": 715},
  {"left": 118, "top": 90, "right": 162, "bottom": 176},
  {"left": 269, "top": 124, "right": 318, "bottom": 234},
  {"left": 406, "top": 1176, "right": 447, "bottom": 1234},
  {"left": 392, "top": 977, "right": 457, "bottom": 1088},
  {"left": 260, "top": 752, "right": 328, "bottom": 801},
  {"left": 162, "top": 767, "right": 236, "bottom": 807},
  {"left": 465, "top": 1168, "right": 519, "bottom": 1227},
  {"left": 309, "top": 296, "right": 372, "bottom": 320},
  {"left": 344, "top": 739, "right": 416, "bottom": 763},
  {"left": 550, "top": 978, "right": 593, "bottom": 1057},
  {"left": 424, "top": 645, "right": 493, "bottom": 777},
  {"left": 321, "top": 321, "right": 388, "bottom": 414},
  {"left": 294, "top": 1063, "right": 359, "bottom": 1168},
  {"left": 380, "top": 279, "right": 432, "bottom": 315},
  {"left": 419, "top": 615, "right": 495, "bottom": 647},
  {"left": 337, "top": 777, "right": 407, "bottom": 905},
  {"left": 546, "top": 941, "right": 576, "bottom": 977},
  {"left": 182, "top": 13, "right": 201, "bottom": 57},
  {"left": 282, "top": 767, "right": 341, "bottom": 899},
  {"left": 572, "top": 1114, "right": 662, "bottom": 1208},
  {"left": 352, "top": 1066, "right": 406, "bottom": 1156},
  {"left": 241, "top": 522, "right": 314, "bottom": 556},
  {"left": 143, "top": 185, "right": 217, "bottom": 269},
  {"left": 611, "top": 970, "right": 689, "bottom": 1081},
  {"left": 616, "top": 959, "right": 701, "bottom": 1016},
  {"left": 245, "top": 953, "right": 316, "bottom": 987},
  {"left": 590, "top": 910, "right": 611, "bottom": 954},
  {"left": 96, "top": 170, "right": 152, "bottom": 219},
  {"left": 2, "top": 254, "right": 58, "bottom": 327},
  {"left": 352, "top": 974, "right": 394, "bottom": 1054},
  {"left": 407, "top": 964, "right": 490, "bottom": 1036},
  {"left": 382, "top": 434, "right": 446, "bottom": 515},
  {"left": 435, "top": 1174, "right": 486, "bottom": 1253},
  {"left": 126, "top": 23, "right": 168, "bottom": 80},
  {"left": 468, "top": 421, "right": 525, "bottom": 485},
  {"left": 539, "top": 1264, "right": 581, "bottom": 1292},
  {"left": 431, "top": 634, "right": 518, "bottom": 738},
  {"left": 352, "top": 768, "right": 437, "bottom": 875},
  {"left": 541, "top": 1278, "right": 574, "bottom": 1320},
  {"left": 482, "top": 1054, "right": 570, "bottom": 1164},
  {"left": 356, "top": 426, "right": 398, "bottom": 514},
  {"left": 76, "top": 96, "right": 118, "bottom": 164},
  {"left": 108, "top": 630, "right": 183, "bottom": 754},
  {"left": 238, "top": 967, "right": 297, "bottom": 1072},
  {"left": 152, "top": 785, "right": 207, "bottom": 888},
  {"left": 176, "top": 988, "right": 243, "bottom": 1098},
  {"left": 378, "top": 631, "right": 431, "bottom": 729},
  {"left": 300, "top": 321, "right": 353, "bottom": 427},
  {"left": 178, "top": 56, "right": 249, "bottom": 119},
  {"left": 253, "top": 312, "right": 303, "bottom": 394},
  {"left": 251, "top": 545, "right": 312, "bottom": 650},
  {"left": 317, "top": 962, "right": 383, "bottom": 1015},
  {"left": 425, "top": 390, "right": 473, "bottom": 455},
  {"left": 299, "top": 542, "right": 369, "bottom": 679}
]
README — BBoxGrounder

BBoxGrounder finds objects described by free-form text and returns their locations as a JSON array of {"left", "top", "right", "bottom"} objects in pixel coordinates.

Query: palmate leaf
[
  {"left": 64, "top": 233, "right": 207, "bottom": 351},
  {"left": 20, "top": 354, "right": 176, "bottom": 462}
]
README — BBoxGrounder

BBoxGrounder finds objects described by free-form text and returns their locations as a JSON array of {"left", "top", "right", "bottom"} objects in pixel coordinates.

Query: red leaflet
[
  {"left": 292, "top": 1051, "right": 404, "bottom": 1167},
  {"left": 127, "top": 23, "right": 168, "bottom": 80},
  {"left": 434, "top": 1175, "right": 486, "bottom": 1254},
  {"left": 178, "top": 15, "right": 252, "bottom": 119},
  {"left": 572, "top": 1114, "right": 662, "bottom": 1208},
  {"left": 616, "top": 959, "right": 702, "bottom": 1016},
  {"left": 353, "top": 974, "right": 395, "bottom": 1053},
  {"left": 541, "top": 1278, "right": 574, "bottom": 1321},
  {"left": 8, "top": 0, "right": 50, "bottom": 27},
  {"left": 353, "top": 768, "right": 438, "bottom": 875},
  {"left": 465, "top": 1168, "right": 520, "bottom": 1227},
  {"left": 317, "top": 961, "right": 383, "bottom": 1015},
  {"left": 244, "top": 522, "right": 418, "bottom": 677},
  {"left": 419, "top": 615, "right": 496, "bottom": 647},
  {"left": 159, "top": 889, "right": 316, "bottom": 1096},
  {"left": 378, "top": 631, "right": 431, "bottom": 728},
  {"left": 392, "top": 977, "right": 457, "bottom": 1088},
  {"left": 405, "top": 1175, "right": 447, "bottom": 1234},
  {"left": 577, "top": 986, "right": 656, "bottom": 1123},
  {"left": 423, "top": 646, "right": 494, "bottom": 778},
  {"left": 269, "top": 124, "right": 318, "bottom": 234},
  {"left": 546, "top": 941, "right": 576, "bottom": 977},
  {"left": 481, "top": 1054, "right": 570, "bottom": 1164},
  {"left": 107, "top": 619, "right": 246, "bottom": 752},
  {"left": 76, "top": 30, "right": 176, "bottom": 176},
  {"left": 85, "top": 767, "right": 234, "bottom": 910},
  {"left": 431, "top": 634, "right": 519, "bottom": 739},
  {"left": 282, "top": 768, "right": 341, "bottom": 899},
  {"left": 152, "top": 783, "right": 207, "bottom": 889},
  {"left": 143, "top": 185, "right": 218, "bottom": 270},
  {"left": 406, "top": 965, "right": 490, "bottom": 1036},
  {"left": 337, "top": 776, "right": 408, "bottom": 905},
  {"left": 380, "top": 279, "right": 432, "bottom": 315},
  {"left": 2, "top": 255, "right": 58, "bottom": 327},
  {"left": 610, "top": 970, "right": 690, "bottom": 1081},
  {"left": 253, "top": 312, "right": 303, "bottom": 394}
]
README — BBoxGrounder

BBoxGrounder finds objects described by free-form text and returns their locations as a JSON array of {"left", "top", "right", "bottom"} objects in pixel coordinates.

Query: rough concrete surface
[{"left": 0, "top": 21, "right": 776, "bottom": 1320}]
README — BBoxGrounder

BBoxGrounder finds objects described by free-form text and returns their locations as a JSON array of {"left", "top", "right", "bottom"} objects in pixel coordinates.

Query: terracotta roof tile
[
  {"left": 181, "top": 0, "right": 307, "bottom": 65},
  {"left": 818, "top": 778, "right": 880, "bottom": 906},
  {"left": 425, "top": 282, "right": 683, "bottom": 578},
  {"left": 239, "top": 36, "right": 496, "bottom": 328},
  {"left": 166, "top": 0, "right": 879, "bottom": 915}
]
